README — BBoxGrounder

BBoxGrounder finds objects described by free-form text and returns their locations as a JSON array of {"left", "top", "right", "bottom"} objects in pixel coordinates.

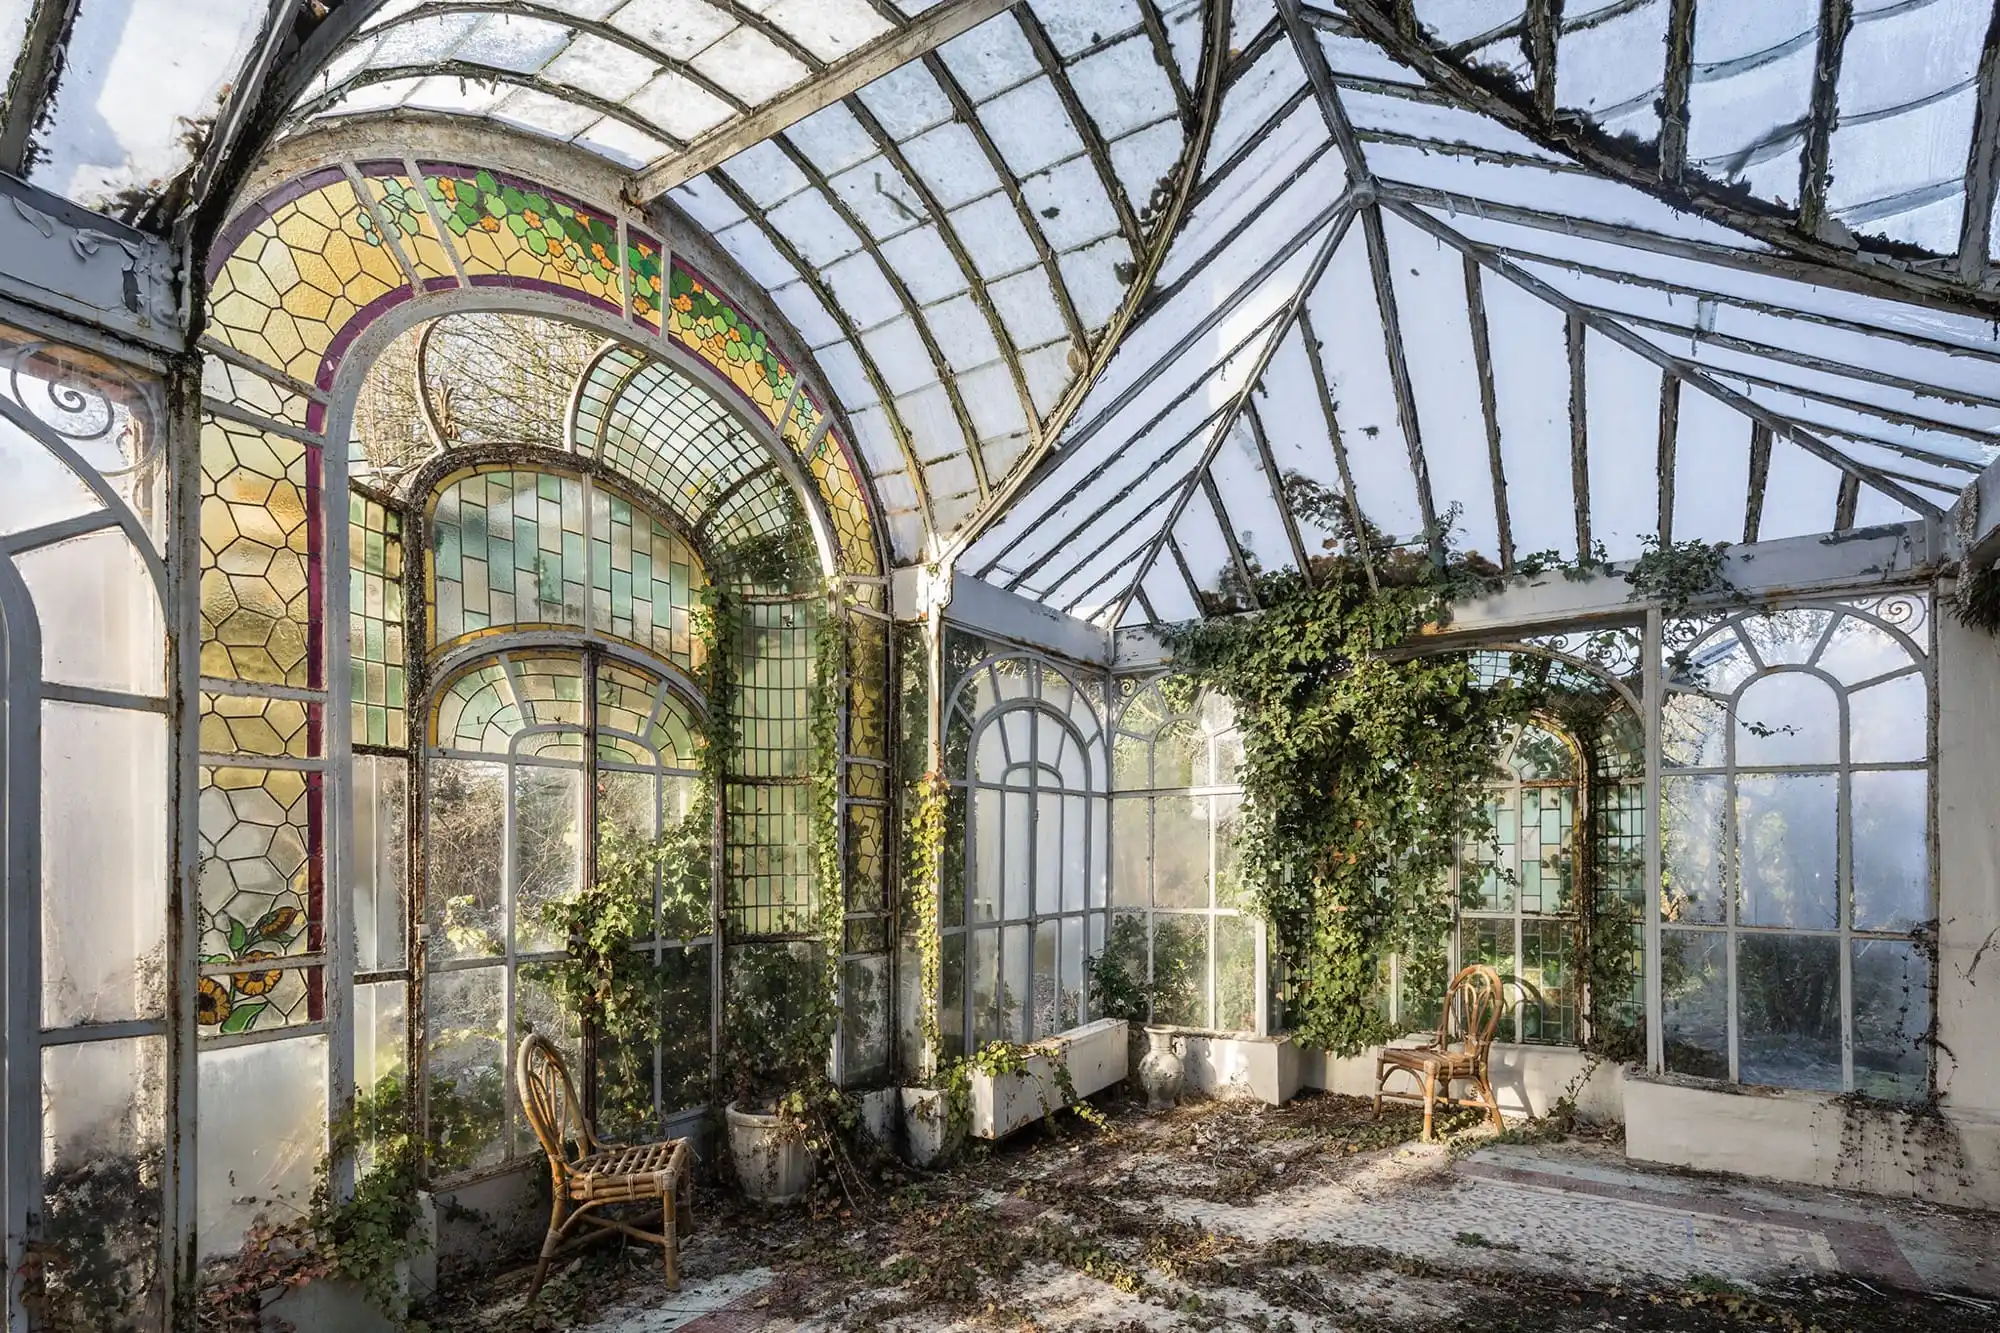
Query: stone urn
[
  {"left": 725, "top": 1102, "right": 814, "bottom": 1203},
  {"left": 899, "top": 1086, "right": 966, "bottom": 1168},
  {"left": 1138, "top": 1027, "right": 1184, "bottom": 1110}
]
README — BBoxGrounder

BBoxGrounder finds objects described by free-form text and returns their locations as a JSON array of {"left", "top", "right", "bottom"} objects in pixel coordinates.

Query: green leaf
[
  {"left": 227, "top": 917, "right": 247, "bottom": 954},
  {"left": 219, "top": 1002, "right": 266, "bottom": 1035}
]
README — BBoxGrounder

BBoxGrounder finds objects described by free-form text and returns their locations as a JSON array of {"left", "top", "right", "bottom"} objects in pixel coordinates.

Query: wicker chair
[
  {"left": 516, "top": 1033, "right": 694, "bottom": 1301},
  {"left": 1372, "top": 963, "right": 1507, "bottom": 1141}
]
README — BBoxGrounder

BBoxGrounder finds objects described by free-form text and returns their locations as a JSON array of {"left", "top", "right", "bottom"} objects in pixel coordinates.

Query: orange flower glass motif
[
  {"left": 233, "top": 951, "right": 284, "bottom": 997},
  {"left": 198, "top": 977, "right": 232, "bottom": 1026}
]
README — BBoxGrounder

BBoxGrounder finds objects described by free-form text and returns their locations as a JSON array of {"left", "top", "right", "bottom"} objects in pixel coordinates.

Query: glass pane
[
  {"left": 1463, "top": 791, "right": 1512, "bottom": 911},
  {"left": 1847, "top": 671, "right": 1926, "bottom": 764},
  {"left": 1111, "top": 797, "right": 1149, "bottom": 907},
  {"left": 1508, "top": 724, "right": 1574, "bottom": 779},
  {"left": 1059, "top": 916, "right": 1084, "bottom": 1030},
  {"left": 662, "top": 945, "right": 714, "bottom": 1112},
  {"left": 1030, "top": 923, "right": 1058, "bottom": 1040},
  {"left": 427, "top": 967, "right": 506, "bottom": 1177},
  {"left": 1091, "top": 910, "right": 1149, "bottom": 1021},
  {"left": 197, "top": 1035, "right": 328, "bottom": 1259},
  {"left": 1737, "top": 774, "right": 1836, "bottom": 929},
  {"left": 1060, "top": 795, "right": 1087, "bottom": 914},
  {"left": 39, "top": 1037, "right": 165, "bottom": 1332},
  {"left": 15, "top": 527, "right": 165, "bottom": 694},
  {"left": 1152, "top": 794, "right": 1207, "bottom": 909},
  {"left": 1459, "top": 918, "right": 1515, "bottom": 1043},
  {"left": 970, "top": 927, "right": 1000, "bottom": 1047},
  {"left": 598, "top": 767, "right": 659, "bottom": 840},
  {"left": 1661, "top": 930, "right": 1728, "bottom": 1080},
  {"left": 353, "top": 754, "right": 408, "bottom": 973},
  {"left": 354, "top": 980, "right": 408, "bottom": 1169},
  {"left": 515, "top": 962, "right": 580, "bottom": 1156},
  {"left": 1661, "top": 689, "right": 1727, "bottom": 768},
  {"left": 1212, "top": 791, "right": 1246, "bottom": 908},
  {"left": 1001, "top": 790, "right": 1031, "bottom": 920},
  {"left": 514, "top": 763, "right": 584, "bottom": 955},
  {"left": 1852, "top": 769, "right": 1928, "bottom": 931},
  {"left": 427, "top": 759, "right": 506, "bottom": 960},
  {"left": 844, "top": 953, "right": 891, "bottom": 1081},
  {"left": 1662, "top": 775, "right": 1726, "bottom": 924},
  {"left": 1002, "top": 923, "right": 1030, "bottom": 1042},
  {"left": 1215, "top": 914, "right": 1257, "bottom": 1033},
  {"left": 1033, "top": 790, "right": 1061, "bottom": 917},
  {"left": 1155, "top": 718, "right": 1201, "bottom": 788},
  {"left": 941, "top": 930, "right": 967, "bottom": 1059},
  {"left": 1518, "top": 918, "right": 1574, "bottom": 1045},
  {"left": 1735, "top": 672, "right": 1839, "bottom": 766},
  {"left": 941, "top": 787, "right": 967, "bottom": 929},
  {"left": 1852, "top": 939, "right": 1929, "bottom": 1101},
  {"left": 1150, "top": 914, "right": 1206, "bottom": 1027},
  {"left": 42, "top": 702, "right": 167, "bottom": 1027},
  {"left": 1737, "top": 933, "right": 1841, "bottom": 1091}
]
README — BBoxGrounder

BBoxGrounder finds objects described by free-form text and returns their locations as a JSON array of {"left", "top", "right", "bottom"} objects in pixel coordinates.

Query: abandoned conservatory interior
[{"left": 6, "top": 0, "right": 2000, "bottom": 1329}]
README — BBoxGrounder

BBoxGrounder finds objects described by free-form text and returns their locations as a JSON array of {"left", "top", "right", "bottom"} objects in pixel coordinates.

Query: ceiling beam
[
  {"left": 1298, "top": 304, "right": 1378, "bottom": 591},
  {"left": 1656, "top": 374, "right": 1680, "bottom": 544},
  {"left": 1244, "top": 399, "right": 1316, "bottom": 582},
  {"left": 1361, "top": 204, "right": 1444, "bottom": 563},
  {"left": 628, "top": 0, "right": 1021, "bottom": 201},
  {"left": 1381, "top": 196, "right": 1946, "bottom": 519},
  {"left": 0, "top": 0, "right": 78, "bottom": 171},
  {"left": 1743, "top": 422, "right": 1774, "bottom": 544},
  {"left": 1462, "top": 255, "right": 1515, "bottom": 569},
  {"left": 1276, "top": 0, "right": 1371, "bottom": 179},
  {"left": 1568, "top": 310, "right": 1591, "bottom": 558},
  {"left": 1797, "top": 0, "right": 1854, "bottom": 238},
  {"left": 1339, "top": 0, "right": 2000, "bottom": 317},
  {"left": 1658, "top": 0, "right": 1696, "bottom": 183},
  {"left": 1202, "top": 470, "right": 1262, "bottom": 609},
  {"left": 1958, "top": 1, "right": 2000, "bottom": 281}
]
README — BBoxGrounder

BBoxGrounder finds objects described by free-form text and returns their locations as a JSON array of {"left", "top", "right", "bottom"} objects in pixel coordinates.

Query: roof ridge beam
[{"left": 1957, "top": 0, "right": 2000, "bottom": 279}]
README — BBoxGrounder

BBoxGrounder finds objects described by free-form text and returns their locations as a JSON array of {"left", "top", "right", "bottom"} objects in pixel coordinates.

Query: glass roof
[
  {"left": 963, "top": 3, "right": 2000, "bottom": 628},
  {"left": 3, "top": 0, "right": 1997, "bottom": 601}
]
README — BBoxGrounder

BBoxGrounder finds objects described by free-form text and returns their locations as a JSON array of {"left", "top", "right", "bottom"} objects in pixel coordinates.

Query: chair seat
[
  {"left": 567, "top": 1138, "right": 690, "bottom": 1202},
  {"left": 1378, "top": 1044, "right": 1480, "bottom": 1075}
]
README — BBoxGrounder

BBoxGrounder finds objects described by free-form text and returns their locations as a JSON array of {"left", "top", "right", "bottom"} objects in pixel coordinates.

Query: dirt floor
[{"left": 417, "top": 1090, "right": 2000, "bottom": 1333}]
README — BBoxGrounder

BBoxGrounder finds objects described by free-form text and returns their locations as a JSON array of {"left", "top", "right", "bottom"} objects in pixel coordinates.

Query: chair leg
[
  {"left": 1479, "top": 1071, "right": 1504, "bottom": 1130},
  {"left": 1372, "top": 1064, "right": 1384, "bottom": 1121},
  {"left": 662, "top": 1188, "right": 680, "bottom": 1291},
  {"left": 1421, "top": 1070, "right": 1436, "bottom": 1143},
  {"left": 528, "top": 1193, "right": 568, "bottom": 1303}
]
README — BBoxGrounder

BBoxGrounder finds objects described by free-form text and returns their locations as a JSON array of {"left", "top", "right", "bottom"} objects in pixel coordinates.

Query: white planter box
[{"left": 969, "top": 1018, "right": 1128, "bottom": 1140}]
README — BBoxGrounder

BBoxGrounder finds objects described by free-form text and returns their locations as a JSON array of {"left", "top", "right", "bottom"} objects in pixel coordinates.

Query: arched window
[
  {"left": 1660, "top": 598, "right": 1931, "bottom": 1098},
  {"left": 944, "top": 654, "right": 1108, "bottom": 1050},
  {"left": 422, "top": 645, "right": 707, "bottom": 1177},
  {"left": 1109, "top": 682, "right": 1258, "bottom": 1033}
]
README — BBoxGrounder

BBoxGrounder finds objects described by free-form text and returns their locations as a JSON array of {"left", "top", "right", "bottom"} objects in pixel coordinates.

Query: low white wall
[
  {"left": 1175, "top": 1032, "right": 1309, "bottom": 1105},
  {"left": 1308, "top": 1041, "right": 1624, "bottom": 1123},
  {"left": 1624, "top": 1075, "right": 2000, "bottom": 1210}
]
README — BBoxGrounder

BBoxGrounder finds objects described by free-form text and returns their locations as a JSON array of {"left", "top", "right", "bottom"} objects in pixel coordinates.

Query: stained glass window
[{"left": 350, "top": 489, "right": 407, "bottom": 748}]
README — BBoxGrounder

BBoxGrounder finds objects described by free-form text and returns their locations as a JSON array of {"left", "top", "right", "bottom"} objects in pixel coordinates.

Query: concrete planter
[
  {"left": 898, "top": 1086, "right": 966, "bottom": 1167},
  {"left": 969, "top": 1017, "right": 1129, "bottom": 1140},
  {"left": 725, "top": 1102, "right": 814, "bottom": 1203}
]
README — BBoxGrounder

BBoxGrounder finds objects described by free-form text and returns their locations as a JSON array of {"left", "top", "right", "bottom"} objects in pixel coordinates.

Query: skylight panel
[
  {"left": 1252, "top": 326, "right": 1349, "bottom": 555},
  {"left": 1206, "top": 417, "right": 1297, "bottom": 575},
  {"left": 626, "top": 73, "right": 735, "bottom": 142},
  {"left": 1555, "top": 0, "right": 1670, "bottom": 140},
  {"left": 1757, "top": 441, "right": 1844, "bottom": 541},
  {"left": 902, "top": 122, "right": 1004, "bottom": 208},
  {"left": 572, "top": 117, "right": 672, "bottom": 168},
  {"left": 855, "top": 61, "right": 956, "bottom": 139},
  {"left": 691, "top": 25, "right": 811, "bottom": 105},
  {"left": 822, "top": 252, "right": 906, "bottom": 328},
  {"left": 826, "top": 156, "right": 930, "bottom": 241},
  {"left": 1161, "top": 102, "right": 1333, "bottom": 289},
  {"left": 955, "top": 360, "right": 1027, "bottom": 439},
  {"left": 1140, "top": 558, "right": 1200, "bottom": 621},
  {"left": 370, "top": 12, "right": 480, "bottom": 66},
  {"left": 1316, "top": 29, "right": 1427, "bottom": 86},
  {"left": 545, "top": 34, "right": 660, "bottom": 101},
  {"left": 608, "top": 0, "right": 737, "bottom": 61},
  {"left": 1480, "top": 271, "right": 1577, "bottom": 560},
  {"left": 1109, "top": 121, "right": 1185, "bottom": 213},
  {"left": 1021, "top": 344, "right": 1072, "bottom": 415},
  {"left": 1671, "top": 386, "right": 1753, "bottom": 546},
  {"left": 860, "top": 317, "right": 940, "bottom": 396},
  {"left": 982, "top": 429, "right": 1033, "bottom": 482},
  {"left": 1164, "top": 0, "right": 1204, "bottom": 89},
  {"left": 980, "top": 78, "right": 1087, "bottom": 175},
  {"left": 1232, "top": 0, "right": 1278, "bottom": 49},
  {"left": 1058, "top": 238, "right": 1135, "bottom": 328},
  {"left": 1584, "top": 331, "right": 1666, "bottom": 556},
  {"left": 1685, "top": 2, "right": 1817, "bottom": 205},
  {"left": 719, "top": 140, "right": 812, "bottom": 207},
  {"left": 849, "top": 404, "right": 909, "bottom": 475},
  {"left": 880, "top": 226, "right": 968, "bottom": 306},
  {"left": 491, "top": 87, "right": 603, "bottom": 140},
  {"left": 940, "top": 19, "right": 1043, "bottom": 100},
  {"left": 787, "top": 105, "right": 881, "bottom": 176},
  {"left": 1412, "top": 0, "right": 1524, "bottom": 47},
  {"left": 924, "top": 295, "right": 1006, "bottom": 373},
  {"left": 987, "top": 269, "right": 1071, "bottom": 349},
  {"left": 454, "top": 15, "right": 573, "bottom": 72},
  {"left": 766, "top": 278, "right": 844, "bottom": 349},
  {"left": 714, "top": 219, "right": 802, "bottom": 291},
  {"left": 1202, "top": 39, "right": 1305, "bottom": 173},
  {"left": 946, "top": 196, "right": 1042, "bottom": 281},
  {"left": 670, "top": 176, "right": 747, "bottom": 230},
  {"left": 1021, "top": 160, "right": 1122, "bottom": 251},
  {"left": 814, "top": 339, "right": 877, "bottom": 409},
  {"left": 755, "top": 0, "right": 894, "bottom": 61},
  {"left": 1302, "top": 248, "right": 1424, "bottom": 547},
  {"left": 894, "top": 382, "right": 963, "bottom": 451},
  {"left": 1066, "top": 36, "right": 1178, "bottom": 140},
  {"left": 30, "top": 0, "right": 266, "bottom": 214},
  {"left": 1030, "top": 0, "right": 1147, "bottom": 58},
  {"left": 1339, "top": 88, "right": 1566, "bottom": 162}
]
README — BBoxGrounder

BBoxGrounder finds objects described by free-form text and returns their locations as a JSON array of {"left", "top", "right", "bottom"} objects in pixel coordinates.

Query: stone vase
[
  {"left": 725, "top": 1102, "right": 814, "bottom": 1203},
  {"left": 1138, "top": 1027, "right": 1184, "bottom": 1111}
]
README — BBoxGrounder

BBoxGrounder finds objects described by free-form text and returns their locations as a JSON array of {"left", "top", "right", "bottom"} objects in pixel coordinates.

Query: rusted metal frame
[
  {"left": 1670, "top": 361, "right": 1999, "bottom": 457},
  {"left": 1031, "top": 448, "right": 1219, "bottom": 603},
  {"left": 1487, "top": 250, "right": 2000, "bottom": 381},
  {"left": 844, "top": 95, "right": 1039, "bottom": 449},
  {"left": 1355, "top": 128, "right": 1601, "bottom": 176},
  {"left": 921, "top": 52, "right": 1089, "bottom": 350},
  {"left": 327, "top": 1, "right": 755, "bottom": 121},
  {"left": 1798, "top": 0, "right": 1854, "bottom": 236},
  {"left": 1376, "top": 180, "right": 2000, "bottom": 330},
  {"left": 200, "top": 335, "right": 330, "bottom": 404},
  {"left": 1201, "top": 470, "right": 1261, "bottom": 608},
  {"left": 769, "top": 138, "right": 991, "bottom": 499},
  {"left": 1656, "top": 373, "right": 1680, "bottom": 544},
  {"left": 0, "top": 0, "right": 77, "bottom": 170},
  {"left": 1461, "top": 255, "right": 1514, "bottom": 569},
  {"left": 969, "top": 186, "right": 1355, "bottom": 581},
  {"left": 1361, "top": 203, "right": 1445, "bottom": 564},
  {"left": 1743, "top": 422, "right": 1773, "bottom": 543},
  {"left": 1379, "top": 197, "right": 1947, "bottom": 518},
  {"left": 1244, "top": 399, "right": 1315, "bottom": 582},
  {"left": 1165, "top": 534, "right": 1207, "bottom": 611},
  {"left": 1012, "top": 5, "right": 1147, "bottom": 253},
  {"left": 1585, "top": 304, "right": 2000, "bottom": 414},
  {"left": 942, "top": 0, "right": 1235, "bottom": 566},
  {"left": 1185, "top": 85, "right": 1315, "bottom": 214},
  {"left": 1053, "top": 526, "right": 1179, "bottom": 617},
  {"left": 1138, "top": 0, "right": 1195, "bottom": 122},
  {"left": 1955, "top": 2, "right": 2000, "bottom": 281},
  {"left": 1341, "top": 2, "right": 2000, "bottom": 316},
  {"left": 704, "top": 171, "right": 938, "bottom": 535},
  {"left": 1328, "top": 71, "right": 1457, "bottom": 107},
  {"left": 1276, "top": 0, "right": 1373, "bottom": 180},
  {"left": 1523, "top": 0, "right": 1563, "bottom": 122},
  {"left": 630, "top": 0, "right": 1023, "bottom": 199},
  {"left": 1151, "top": 143, "right": 1344, "bottom": 313},
  {"left": 1568, "top": 310, "right": 1592, "bottom": 558},
  {"left": 1133, "top": 584, "right": 1163, "bottom": 623},
  {"left": 1714, "top": 404, "right": 1983, "bottom": 481},
  {"left": 1223, "top": 17, "right": 1285, "bottom": 90},
  {"left": 1001, "top": 388, "right": 1243, "bottom": 592},
  {"left": 1436, "top": 0, "right": 1652, "bottom": 57},
  {"left": 288, "top": 62, "right": 687, "bottom": 147},
  {"left": 1834, "top": 473, "right": 1862, "bottom": 529},
  {"left": 1298, "top": 304, "right": 1379, "bottom": 591},
  {"left": 1659, "top": 0, "right": 1697, "bottom": 181}
]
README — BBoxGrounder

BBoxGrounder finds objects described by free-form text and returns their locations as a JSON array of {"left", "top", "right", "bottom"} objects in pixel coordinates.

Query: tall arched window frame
[
  {"left": 1659, "top": 595, "right": 1933, "bottom": 1099},
  {"left": 422, "top": 644, "right": 709, "bottom": 1179},
  {"left": 943, "top": 653, "right": 1109, "bottom": 1051},
  {"left": 1110, "top": 682, "right": 1260, "bottom": 1033}
]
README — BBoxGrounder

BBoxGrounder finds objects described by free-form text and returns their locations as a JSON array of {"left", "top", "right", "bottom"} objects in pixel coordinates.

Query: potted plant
[{"left": 721, "top": 943, "right": 832, "bottom": 1202}]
